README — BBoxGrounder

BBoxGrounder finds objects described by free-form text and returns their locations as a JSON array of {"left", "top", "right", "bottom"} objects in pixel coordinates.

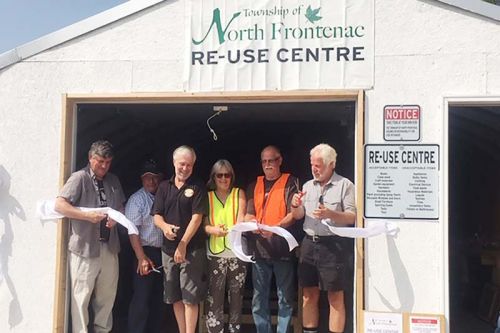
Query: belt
[{"left": 305, "top": 234, "right": 336, "bottom": 243}]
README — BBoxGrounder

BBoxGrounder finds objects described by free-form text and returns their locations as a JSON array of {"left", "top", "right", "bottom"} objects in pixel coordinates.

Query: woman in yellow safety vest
[{"left": 204, "top": 159, "right": 247, "bottom": 333}]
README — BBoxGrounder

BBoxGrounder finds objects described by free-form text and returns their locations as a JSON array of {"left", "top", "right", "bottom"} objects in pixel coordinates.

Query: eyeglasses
[
  {"left": 216, "top": 173, "right": 232, "bottom": 179},
  {"left": 261, "top": 157, "right": 280, "bottom": 164}
]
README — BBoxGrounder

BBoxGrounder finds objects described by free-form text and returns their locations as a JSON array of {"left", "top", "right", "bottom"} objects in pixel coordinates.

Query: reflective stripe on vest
[
  {"left": 208, "top": 188, "right": 239, "bottom": 255},
  {"left": 254, "top": 173, "right": 290, "bottom": 226}
]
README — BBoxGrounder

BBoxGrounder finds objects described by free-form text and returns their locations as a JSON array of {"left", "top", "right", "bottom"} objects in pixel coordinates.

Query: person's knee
[
  {"left": 302, "top": 288, "right": 320, "bottom": 305},
  {"left": 327, "top": 291, "right": 344, "bottom": 309}
]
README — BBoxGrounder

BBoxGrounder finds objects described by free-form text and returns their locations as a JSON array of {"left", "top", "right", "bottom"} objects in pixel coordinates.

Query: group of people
[{"left": 55, "top": 140, "right": 356, "bottom": 333}]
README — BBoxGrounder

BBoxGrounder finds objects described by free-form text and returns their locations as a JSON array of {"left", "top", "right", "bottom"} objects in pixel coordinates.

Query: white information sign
[
  {"left": 364, "top": 311, "right": 403, "bottom": 333},
  {"left": 409, "top": 316, "right": 441, "bottom": 333},
  {"left": 384, "top": 105, "right": 421, "bottom": 141},
  {"left": 364, "top": 145, "right": 439, "bottom": 220},
  {"left": 184, "top": 0, "right": 374, "bottom": 91}
]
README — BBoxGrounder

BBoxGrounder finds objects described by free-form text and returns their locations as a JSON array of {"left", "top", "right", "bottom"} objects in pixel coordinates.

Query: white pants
[{"left": 69, "top": 243, "right": 119, "bottom": 333}]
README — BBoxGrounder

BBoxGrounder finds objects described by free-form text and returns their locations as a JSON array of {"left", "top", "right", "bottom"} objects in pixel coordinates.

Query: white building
[{"left": 1, "top": 0, "right": 499, "bottom": 332}]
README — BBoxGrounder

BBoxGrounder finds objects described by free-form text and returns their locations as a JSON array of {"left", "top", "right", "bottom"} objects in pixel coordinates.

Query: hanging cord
[{"left": 206, "top": 110, "right": 222, "bottom": 141}]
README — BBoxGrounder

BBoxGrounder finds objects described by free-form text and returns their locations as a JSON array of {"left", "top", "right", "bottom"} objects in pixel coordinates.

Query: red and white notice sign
[
  {"left": 384, "top": 105, "right": 421, "bottom": 141},
  {"left": 409, "top": 316, "right": 440, "bottom": 333}
]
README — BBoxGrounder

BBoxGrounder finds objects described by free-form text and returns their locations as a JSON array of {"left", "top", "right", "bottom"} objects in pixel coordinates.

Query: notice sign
[
  {"left": 409, "top": 316, "right": 441, "bottom": 333},
  {"left": 364, "top": 311, "right": 403, "bottom": 333},
  {"left": 364, "top": 145, "right": 439, "bottom": 220},
  {"left": 384, "top": 105, "right": 420, "bottom": 141}
]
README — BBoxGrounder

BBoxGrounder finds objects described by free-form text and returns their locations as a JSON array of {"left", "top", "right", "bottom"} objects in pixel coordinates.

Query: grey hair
[
  {"left": 88, "top": 140, "right": 114, "bottom": 158},
  {"left": 207, "top": 159, "right": 235, "bottom": 191},
  {"left": 310, "top": 143, "right": 337, "bottom": 167},
  {"left": 173, "top": 145, "right": 196, "bottom": 162}
]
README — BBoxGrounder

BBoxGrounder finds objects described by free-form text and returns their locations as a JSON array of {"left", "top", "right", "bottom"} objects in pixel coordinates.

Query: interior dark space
[
  {"left": 449, "top": 106, "right": 500, "bottom": 332},
  {"left": 74, "top": 101, "right": 357, "bottom": 333}
]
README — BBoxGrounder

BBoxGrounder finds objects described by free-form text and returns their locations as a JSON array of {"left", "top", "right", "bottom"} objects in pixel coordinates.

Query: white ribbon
[
  {"left": 320, "top": 219, "right": 399, "bottom": 238},
  {"left": 228, "top": 222, "right": 299, "bottom": 263},
  {"left": 36, "top": 200, "right": 139, "bottom": 235}
]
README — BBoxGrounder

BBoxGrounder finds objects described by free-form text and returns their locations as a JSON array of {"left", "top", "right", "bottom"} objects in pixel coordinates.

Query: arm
[
  {"left": 236, "top": 189, "right": 247, "bottom": 222},
  {"left": 291, "top": 191, "right": 306, "bottom": 220},
  {"left": 129, "top": 234, "right": 154, "bottom": 275},
  {"left": 174, "top": 213, "right": 203, "bottom": 263},
  {"left": 54, "top": 196, "right": 106, "bottom": 224}
]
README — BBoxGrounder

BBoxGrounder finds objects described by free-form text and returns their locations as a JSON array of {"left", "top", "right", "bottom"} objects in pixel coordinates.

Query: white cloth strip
[
  {"left": 320, "top": 219, "right": 399, "bottom": 238},
  {"left": 228, "top": 221, "right": 299, "bottom": 263},
  {"left": 36, "top": 200, "right": 139, "bottom": 235}
]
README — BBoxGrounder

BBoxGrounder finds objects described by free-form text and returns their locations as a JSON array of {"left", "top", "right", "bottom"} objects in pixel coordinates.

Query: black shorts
[{"left": 298, "top": 236, "right": 348, "bottom": 291}]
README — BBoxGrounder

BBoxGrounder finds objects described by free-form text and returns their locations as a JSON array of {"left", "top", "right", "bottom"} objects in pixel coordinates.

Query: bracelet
[{"left": 291, "top": 204, "right": 299, "bottom": 209}]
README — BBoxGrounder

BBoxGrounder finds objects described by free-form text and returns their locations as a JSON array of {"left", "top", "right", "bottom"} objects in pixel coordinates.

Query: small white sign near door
[
  {"left": 364, "top": 311, "right": 403, "bottom": 333},
  {"left": 384, "top": 105, "right": 421, "bottom": 141}
]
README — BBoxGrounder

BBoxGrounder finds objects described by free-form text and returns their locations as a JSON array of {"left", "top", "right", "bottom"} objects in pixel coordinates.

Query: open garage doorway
[
  {"left": 449, "top": 104, "right": 500, "bottom": 333},
  {"left": 54, "top": 92, "right": 364, "bottom": 333}
]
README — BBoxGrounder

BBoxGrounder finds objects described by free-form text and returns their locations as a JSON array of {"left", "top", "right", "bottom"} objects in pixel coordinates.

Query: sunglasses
[{"left": 216, "top": 173, "right": 232, "bottom": 179}]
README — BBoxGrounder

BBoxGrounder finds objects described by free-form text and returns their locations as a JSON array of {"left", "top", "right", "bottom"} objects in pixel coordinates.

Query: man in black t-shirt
[{"left": 152, "top": 145, "right": 207, "bottom": 333}]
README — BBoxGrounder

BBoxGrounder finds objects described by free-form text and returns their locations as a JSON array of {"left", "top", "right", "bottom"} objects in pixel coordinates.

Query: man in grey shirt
[
  {"left": 291, "top": 143, "right": 356, "bottom": 333},
  {"left": 55, "top": 140, "right": 125, "bottom": 333}
]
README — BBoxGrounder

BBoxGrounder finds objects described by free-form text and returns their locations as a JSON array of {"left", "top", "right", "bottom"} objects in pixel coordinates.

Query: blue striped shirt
[{"left": 125, "top": 187, "right": 163, "bottom": 248}]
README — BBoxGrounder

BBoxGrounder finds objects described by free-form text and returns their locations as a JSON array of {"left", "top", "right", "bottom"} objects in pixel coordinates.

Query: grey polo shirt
[
  {"left": 59, "top": 166, "right": 126, "bottom": 258},
  {"left": 302, "top": 172, "right": 356, "bottom": 236}
]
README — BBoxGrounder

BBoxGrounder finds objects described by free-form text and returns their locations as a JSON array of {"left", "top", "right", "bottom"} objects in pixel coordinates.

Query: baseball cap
[{"left": 140, "top": 160, "right": 161, "bottom": 177}]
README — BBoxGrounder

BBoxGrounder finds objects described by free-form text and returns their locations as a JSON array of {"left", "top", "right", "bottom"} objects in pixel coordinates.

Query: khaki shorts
[{"left": 162, "top": 247, "right": 208, "bottom": 304}]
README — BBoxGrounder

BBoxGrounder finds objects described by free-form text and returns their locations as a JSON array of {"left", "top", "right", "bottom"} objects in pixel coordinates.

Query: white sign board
[
  {"left": 384, "top": 105, "right": 421, "bottom": 141},
  {"left": 409, "top": 316, "right": 441, "bottom": 333},
  {"left": 184, "top": 0, "right": 374, "bottom": 91},
  {"left": 364, "top": 311, "right": 403, "bottom": 333},
  {"left": 364, "top": 145, "right": 439, "bottom": 220}
]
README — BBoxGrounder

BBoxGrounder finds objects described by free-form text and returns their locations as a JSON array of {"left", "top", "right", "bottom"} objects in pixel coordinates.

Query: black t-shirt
[
  {"left": 151, "top": 176, "right": 207, "bottom": 255},
  {"left": 245, "top": 174, "right": 300, "bottom": 260}
]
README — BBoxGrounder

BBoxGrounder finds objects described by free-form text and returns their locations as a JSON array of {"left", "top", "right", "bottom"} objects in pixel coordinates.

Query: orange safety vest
[{"left": 253, "top": 173, "right": 290, "bottom": 226}]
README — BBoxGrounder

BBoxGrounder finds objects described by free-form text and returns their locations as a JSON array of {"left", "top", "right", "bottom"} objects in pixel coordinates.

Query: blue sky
[{"left": 0, "top": 0, "right": 128, "bottom": 54}]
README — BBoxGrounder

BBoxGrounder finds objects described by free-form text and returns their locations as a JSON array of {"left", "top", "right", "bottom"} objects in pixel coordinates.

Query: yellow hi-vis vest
[{"left": 208, "top": 188, "right": 239, "bottom": 255}]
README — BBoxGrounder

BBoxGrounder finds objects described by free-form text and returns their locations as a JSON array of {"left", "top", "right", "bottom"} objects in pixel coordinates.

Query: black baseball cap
[{"left": 140, "top": 160, "right": 161, "bottom": 177}]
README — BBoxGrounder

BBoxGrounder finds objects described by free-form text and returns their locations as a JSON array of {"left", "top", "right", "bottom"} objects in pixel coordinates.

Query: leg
[
  {"left": 252, "top": 260, "right": 273, "bottom": 333},
  {"left": 128, "top": 247, "right": 161, "bottom": 333},
  {"left": 69, "top": 252, "right": 99, "bottom": 333},
  {"left": 301, "top": 287, "right": 320, "bottom": 329},
  {"left": 173, "top": 301, "right": 187, "bottom": 333},
  {"left": 185, "top": 302, "right": 199, "bottom": 333},
  {"left": 226, "top": 258, "right": 247, "bottom": 333},
  {"left": 273, "top": 260, "right": 295, "bottom": 333},
  {"left": 327, "top": 290, "right": 345, "bottom": 333},
  {"left": 206, "top": 256, "right": 228, "bottom": 333},
  {"left": 92, "top": 243, "right": 119, "bottom": 333},
  {"left": 146, "top": 248, "right": 164, "bottom": 333}
]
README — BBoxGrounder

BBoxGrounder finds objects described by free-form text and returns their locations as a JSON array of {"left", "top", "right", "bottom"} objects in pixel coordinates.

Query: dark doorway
[
  {"left": 449, "top": 105, "right": 500, "bottom": 333},
  {"left": 73, "top": 100, "right": 357, "bottom": 333}
]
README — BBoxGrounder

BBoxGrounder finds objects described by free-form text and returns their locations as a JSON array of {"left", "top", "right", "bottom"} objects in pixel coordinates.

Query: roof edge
[
  {"left": 434, "top": 0, "right": 500, "bottom": 21},
  {"left": 0, "top": 0, "right": 166, "bottom": 70}
]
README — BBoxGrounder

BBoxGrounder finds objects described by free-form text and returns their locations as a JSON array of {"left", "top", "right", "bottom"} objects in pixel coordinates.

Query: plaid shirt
[{"left": 125, "top": 187, "right": 163, "bottom": 248}]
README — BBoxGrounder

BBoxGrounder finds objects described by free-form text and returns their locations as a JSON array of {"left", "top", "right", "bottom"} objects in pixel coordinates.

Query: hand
[
  {"left": 86, "top": 211, "right": 107, "bottom": 224},
  {"left": 292, "top": 191, "right": 306, "bottom": 208},
  {"left": 174, "top": 242, "right": 186, "bottom": 264},
  {"left": 163, "top": 224, "right": 180, "bottom": 241},
  {"left": 215, "top": 224, "right": 228, "bottom": 237},
  {"left": 137, "top": 256, "right": 154, "bottom": 276},
  {"left": 312, "top": 206, "right": 331, "bottom": 220},
  {"left": 259, "top": 230, "right": 273, "bottom": 239},
  {"left": 106, "top": 217, "right": 117, "bottom": 228}
]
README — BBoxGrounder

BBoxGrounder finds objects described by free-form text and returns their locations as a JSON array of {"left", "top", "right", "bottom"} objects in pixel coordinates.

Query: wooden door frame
[{"left": 53, "top": 90, "right": 365, "bottom": 332}]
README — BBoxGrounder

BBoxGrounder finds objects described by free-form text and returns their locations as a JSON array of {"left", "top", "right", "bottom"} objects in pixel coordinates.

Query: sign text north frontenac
[{"left": 185, "top": 1, "right": 374, "bottom": 91}]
